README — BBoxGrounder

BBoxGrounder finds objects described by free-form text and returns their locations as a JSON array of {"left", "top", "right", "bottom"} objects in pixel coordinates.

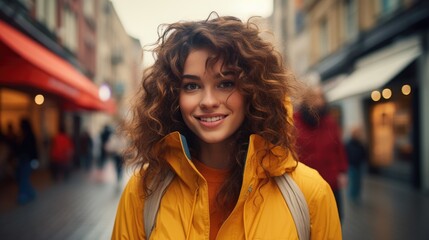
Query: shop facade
[
  {"left": 0, "top": 20, "right": 115, "bottom": 172},
  {"left": 326, "top": 36, "right": 423, "bottom": 186},
  {"left": 317, "top": 3, "right": 429, "bottom": 190},
  {"left": 273, "top": 0, "right": 429, "bottom": 191}
]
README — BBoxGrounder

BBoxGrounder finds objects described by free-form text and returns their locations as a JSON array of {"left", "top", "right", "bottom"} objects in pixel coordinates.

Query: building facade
[
  {"left": 273, "top": 0, "right": 429, "bottom": 190},
  {"left": 95, "top": 0, "right": 141, "bottom": 119},
  {"left": 0, "top": 0, "right": 141, "bottom": 176}
]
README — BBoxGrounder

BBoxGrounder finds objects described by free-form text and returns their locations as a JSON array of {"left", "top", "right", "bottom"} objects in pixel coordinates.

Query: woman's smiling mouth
[
  {"left": 195, "top": 115, "right": 227, "bottom": 128},
  {"left": 199, "top": 116, "right": 226, "bottom": 122}
]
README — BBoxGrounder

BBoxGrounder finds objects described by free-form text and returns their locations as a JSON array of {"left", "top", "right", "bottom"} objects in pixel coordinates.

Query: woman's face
[{"left": 179, "top": 49, "right": 245, "bottom": 145}]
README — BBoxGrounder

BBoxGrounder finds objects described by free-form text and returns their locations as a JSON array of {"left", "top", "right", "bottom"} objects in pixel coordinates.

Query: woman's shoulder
[
  {"left": 123, "top": 171, "right": 144, "bottom": 195},
  {"left": 112, "top": 171, "right": 146, "bottom": 239},
  {"left": 118, "top": 170, "right": 145, "bottom": 209},
  {"left": 290, "top": 162, "right": 342, "bottom": 236},
  {"left": 292, "top": 162, "right": 323, "bottom": 180},
  {"left": 290, "top": 162, "right": 333, "bottom": 201}
]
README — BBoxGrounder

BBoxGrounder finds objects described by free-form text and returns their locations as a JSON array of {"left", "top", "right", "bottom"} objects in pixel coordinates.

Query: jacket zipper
[
  {"left": 243, "top": 181, "right": 254, "bottom": 240},
  {"left": 186, "top": 187, "right": 199, "bottom": 240}
]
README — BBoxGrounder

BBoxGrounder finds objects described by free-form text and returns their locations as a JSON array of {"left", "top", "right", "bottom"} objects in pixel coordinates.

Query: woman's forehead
[{"left": 183, "top": 49, "right": 231, "bottom": 75}]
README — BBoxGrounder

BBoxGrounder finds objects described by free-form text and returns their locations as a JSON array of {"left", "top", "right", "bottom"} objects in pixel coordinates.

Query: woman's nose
[{"left": 199, "top": 89, "right": 220, "bottom": 109}]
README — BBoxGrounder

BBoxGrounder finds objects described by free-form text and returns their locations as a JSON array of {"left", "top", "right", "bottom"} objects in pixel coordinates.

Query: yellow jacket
[{"left": 112, "top": 132, "right": 342, "bottom": 239}]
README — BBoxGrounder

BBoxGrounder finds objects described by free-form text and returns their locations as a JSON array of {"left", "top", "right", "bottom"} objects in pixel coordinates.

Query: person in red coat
[
  {"left": 294, "top": 86, "right": 348, "bottom": 221},
  {"left": 49, "top": 125, "right": 74, "bottom": 181}
]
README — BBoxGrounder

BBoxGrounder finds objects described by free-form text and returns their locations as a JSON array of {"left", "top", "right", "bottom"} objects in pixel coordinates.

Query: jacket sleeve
[
  {"left": 309, "top": 179, "right": 342, "bottom": 240},
  {"left": 111, "top": 174, "right": 146, "bottom": 239}
]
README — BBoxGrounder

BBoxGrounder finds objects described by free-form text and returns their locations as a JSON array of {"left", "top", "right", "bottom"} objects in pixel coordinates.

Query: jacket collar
[
  {"left": 156, "top": 132, "right": 297, "bottom": 186},
  {"left": 245, "top": 134, "right": 297, "bottom": 178}
]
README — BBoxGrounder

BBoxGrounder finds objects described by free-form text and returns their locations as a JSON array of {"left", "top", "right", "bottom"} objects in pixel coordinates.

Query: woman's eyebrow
[{"left": 181, "top": 74, "right": 200, "bottom": 80}]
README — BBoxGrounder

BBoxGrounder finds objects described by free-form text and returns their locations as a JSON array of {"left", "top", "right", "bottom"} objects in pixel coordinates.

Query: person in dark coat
[
  {"left": 17, "top": 118, "right": 38, "bottom": 204},
  {"left": 98, "top": 125, "right": 112, "bottom": 169},
  {"left": 345, "top": 126, "right": 367, "bottom": 204},
  {"left": 79, "top": 129, "right": 93, "bottom": 171}
]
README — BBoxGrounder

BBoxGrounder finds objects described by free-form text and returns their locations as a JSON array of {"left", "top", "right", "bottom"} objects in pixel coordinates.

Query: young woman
[{"left": 112, "top": 14, "right": 342, "bottom": 239}]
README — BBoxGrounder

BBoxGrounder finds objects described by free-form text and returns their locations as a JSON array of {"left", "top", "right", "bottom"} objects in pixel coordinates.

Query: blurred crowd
[{"left": 0, "top": 119, "right": 127, "bottom": 205}]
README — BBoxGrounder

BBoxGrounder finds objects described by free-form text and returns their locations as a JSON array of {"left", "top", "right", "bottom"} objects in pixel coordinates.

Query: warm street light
[
  {"left": 402, "top": 84, "right": 411, "bottom": 95},
  {"left": 371, "top": 91, "right": 381, "bottom": 101},
  {"left": 382, "top": 88, "right": 392, "bottom": 99},
  {"left": 34, "top": 94, "right": 44, "bottom": 105}
]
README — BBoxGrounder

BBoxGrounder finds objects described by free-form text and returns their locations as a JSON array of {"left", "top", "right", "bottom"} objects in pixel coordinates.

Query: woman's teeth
[{"left": 200, "top": 116, "right": 224, "bottom": 122}]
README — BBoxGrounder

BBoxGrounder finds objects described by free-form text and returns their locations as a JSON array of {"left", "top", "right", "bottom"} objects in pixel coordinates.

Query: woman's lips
[{"left": 196, "top": 115, "right": 227, "bottom": 128}]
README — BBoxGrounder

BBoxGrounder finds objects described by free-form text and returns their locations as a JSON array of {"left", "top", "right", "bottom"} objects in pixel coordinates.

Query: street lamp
[{"left": 99, "top": 83, "right": 111, "bottom": 101}]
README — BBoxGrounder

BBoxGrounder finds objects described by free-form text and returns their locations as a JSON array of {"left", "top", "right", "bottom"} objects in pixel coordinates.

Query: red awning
[{"left": 0, "top": 20, "right": 116, "bottom": 114}]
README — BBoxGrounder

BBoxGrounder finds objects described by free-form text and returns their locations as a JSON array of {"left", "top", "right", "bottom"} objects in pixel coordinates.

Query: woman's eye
[
  {"left": 219, "top": 81, "right": 235, "bottom": 89},
  {"left": 182, "top": 83, "right": 200, "bottom": 91}
]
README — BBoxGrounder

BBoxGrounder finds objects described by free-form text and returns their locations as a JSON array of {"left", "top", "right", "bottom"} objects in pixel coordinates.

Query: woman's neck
[{"left": 196, "top": 141, "right": 233, "bottom": 170}]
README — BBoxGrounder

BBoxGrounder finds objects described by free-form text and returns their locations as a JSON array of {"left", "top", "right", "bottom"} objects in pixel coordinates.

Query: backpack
[{"left": 144, "top": 170, "right": 310, "bottom": 240}]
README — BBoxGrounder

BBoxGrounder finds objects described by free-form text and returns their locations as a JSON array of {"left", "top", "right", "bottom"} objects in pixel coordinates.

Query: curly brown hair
[{"left": 126, "top": 13, "right": 298, "bottom": 207}]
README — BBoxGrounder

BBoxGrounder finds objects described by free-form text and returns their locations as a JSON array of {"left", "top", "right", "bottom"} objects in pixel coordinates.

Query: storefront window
[
  {"left": 369, "top": 83, "right": 414, "bottom": 181},
  {"left": 371, "top": 102, "right": 396, "bottom": 166}
]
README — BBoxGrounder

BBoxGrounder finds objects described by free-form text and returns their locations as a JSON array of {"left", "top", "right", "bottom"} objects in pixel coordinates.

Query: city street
[
  {"left": 1, "top": 1, "right": 429, "bottom": 239},
  {"left": 0, "top": 162, "right": 125, "bottom": 240},
  {"left": 342, "top": 174, "right": 429, "bottom": 240},
  {"left": 1, "top": 162, "right": 428, "bottom": 240}
]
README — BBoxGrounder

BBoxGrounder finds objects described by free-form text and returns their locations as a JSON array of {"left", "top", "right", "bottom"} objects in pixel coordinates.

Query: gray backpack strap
[
  {"left": 144, "top": 170, "right": 175, "bottom": 239},
  {"left": 275, "top": 173, "right": 311, "bottom": 240}
]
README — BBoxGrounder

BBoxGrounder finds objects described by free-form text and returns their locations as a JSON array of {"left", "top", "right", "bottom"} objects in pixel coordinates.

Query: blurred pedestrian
[
  {"left": 294, "top": 86, "right": 348, "bottom": 221},
  {"left": 98, "top": 125, "right": 112, "bottom": 170},
  {"left": 0, "top": 130, "right": 9, "bottom": 180},
  {"left": 0, "top": 122, "right": 19, "bottom": 180},
  {"left": 105, "top": 128, "right": 127, "bottom": 186},
  {"left": 79, "top": 129, "right": 93, "bottom": 171},
  {"left": 345, "top": 125, "right": 367, "bottom": 204},
  {"left": 16, "top": 118, "right": 38, "bottom": 204},
  {"left": 5, "top": 122, "right": 19, "bottom": 159},
  {"left": 112, "top": 14, "right": 342, "bottom": 239},
  {"left": 49, "top": 125, "right": 74, "bottom": 181}
]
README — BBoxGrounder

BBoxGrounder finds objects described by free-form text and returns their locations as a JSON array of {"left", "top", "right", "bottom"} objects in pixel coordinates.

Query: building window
[
  {"left": 83, "top": 1, "right": 96, "bottom": 29},
  {"left": 62, "top": 7, "right": 77, "bottom": 52},
  {"left": 344, "top": 0, "right": 358, "bottom": 42},
  {"left": 83, "top": 1, "right": 94, "bottom": 18},
  {"left": 295, "top": 11, "right": 305, "bottom": 34},
  {"left": 320, "top": 17, "right": 329, "bottom": 57},
  {"left": 378, "top": 0, "right": 401, "bottom": 17},
  {"left": 35, "top": 0, "right": 57, "bottom": 31},
  {"left": 294, "top": 0, "right": 305, "bottom": 34}
]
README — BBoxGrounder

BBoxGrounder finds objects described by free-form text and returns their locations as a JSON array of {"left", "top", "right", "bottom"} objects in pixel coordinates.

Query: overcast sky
[{"left": 110, "top": 0, "right": 273, "bottom": 66}]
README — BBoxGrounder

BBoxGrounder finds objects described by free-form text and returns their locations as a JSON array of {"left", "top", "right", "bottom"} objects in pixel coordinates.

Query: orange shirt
[{"left": 193, "top": 160, "right": 231, "bottom": 240}]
